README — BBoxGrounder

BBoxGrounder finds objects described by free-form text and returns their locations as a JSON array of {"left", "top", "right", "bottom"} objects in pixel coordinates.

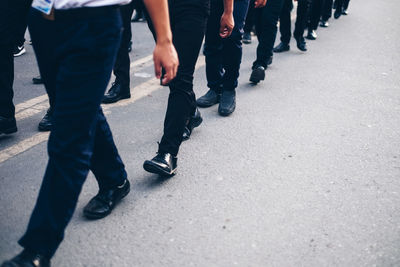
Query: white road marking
[
  {"left": 0, "top": 132, "right": 49, "bottom": 164},
  {"left": 14, "top": 55, "right": 155, "bottom": 121},
  {"left": 0, "top": 56, "right": 206, "bottom": 164}
]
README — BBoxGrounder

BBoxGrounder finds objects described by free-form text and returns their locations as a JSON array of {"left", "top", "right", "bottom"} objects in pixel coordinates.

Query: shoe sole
[
  {"left": 143, "top": 161, "right": 176, "bottom": 177},
  {"left": 196, "top": 99, "right": 219, "bottom": 108},
  {"left": 1, "top": 126, "right": 18, "bottom": 135},
  {"left": 83, "top": 185, "right": 130, "bottom": 220},
  {"left": 102, "top": 94, "right": 131, "bottom": 104},
  {"left": 306, "top": 36, "right": 316, "bottom": 40},
  {"left": 243, "top": 40, "right": 251, "bottom": 44},
  {"left": 273, "top": 48, "right": 289, "bottom": 53}
]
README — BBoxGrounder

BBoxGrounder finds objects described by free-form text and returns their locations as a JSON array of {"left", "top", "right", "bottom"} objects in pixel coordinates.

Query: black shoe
[
  {"left": 295, "top": 37, "right": 307, "bottom": 52},
  {"left": 273, "top": 42, "right": 290, "bottom": 53},
  {"left": 342, "top": 9, "right": 348, "bottom": 15},
  {"left": 182, "top": 108, "right": 203, "bottom": 141},
  {"left": 0, "top": 116, "right": 17, "bottom": 135},
  {"left": 249, "top": 65, "right": 265, "bottom": 84},
  {"left": 196, "top": 89, "right": 221, "bottom": 108},
  {"left": 266, "top": 56, "right": 273, "bottom": 66},
  {"left": 38, "top": 109, "right": 52, "bottom": 132},
  {"left": 13, "top": 45, "right": 26, "bottom": 57},
  {"left": 1, "top": 250, "right": 50, "bottom": 267},
  {"left": 320, "top": 20, "right": 329, "bottom": 27},
  {"left": 83, "top": 179, "right": 130, "bottom": 220},
  {"left": 306, "top": 30, "right": 317, "bottom": 40},
  {"left": 218, "top": 90, "right": 236, "bottom": 116},
  {"left": 243, "top": 32, "right": 252, "bottom": 44},
  {"left": 334, "top": 10, "right": 341, "bottom": 19},
  {"left": 131, "top": 10, "right": 144, "bottom": 22},
  {"left": 32, "top": 75, "right": 43, "bottom": 84},
  {"left": 143, "top": 153, "right": 177, "bottom": 176},
  {"left": 102, "top": 82, "right": 130, "bottom": 104}
]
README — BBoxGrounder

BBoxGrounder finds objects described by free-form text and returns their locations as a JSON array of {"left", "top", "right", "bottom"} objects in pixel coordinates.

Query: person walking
[
  {"left": 196, "top": 0, "right": 253, "bottom": 116},
  {"left": 1, "top": 0, "right": 178, "bottom": 266}
]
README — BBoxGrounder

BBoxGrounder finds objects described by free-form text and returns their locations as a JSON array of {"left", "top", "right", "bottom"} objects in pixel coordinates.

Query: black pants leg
[
  {"left": 293, "top": 0, "right": 311, "bottom": 39},
  {"left": 308, "top": 0, "right": 323, "bottom": 31},
  {"left": 18, "top": 7, "right": 126, "bottom": 258},
  {"left": 244, "top": 0, "right": 256, "bottom": 34},
  {"left": 0, "top": 45, "right": 15, "bottom": 118},
  {"left": 157, "top": 0, "right": 209, "bottom": 156},
  {"left": 252, "top": 0, "right": 285, "bottom": 68},
  {"left": 335, "top": 0, "right": 344, "bottom": 13},
  {"left": 113, "top": 2, "right": 135, "bottom": 90},
  {"left": 279, "top": 0, "right": 293, "bottom": 44},
  {"left": 321, "top": 0, "right": 333, "bottom": 21},
  {"left": 205, "top": 0, "right": 249, "bottom": 91},
  {"left": 343, "top": 0, "right": 350, "bottom": 10},
  {"left": 0, "top": 0, "right": 32, "bottom": 118}
]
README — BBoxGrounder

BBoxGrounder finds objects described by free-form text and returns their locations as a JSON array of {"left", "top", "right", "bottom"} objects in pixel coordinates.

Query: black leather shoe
[
  {"left": 131, "top": 10, "right": 145, "bottom": 22},
  {"left": 1, "top": 250, "right": 50, "bottom": 267},
  {"left": 334, "top": 10, "right": 341, "bottom": 19},
  {"left": 196, "top": 89, "right": 221, "bottom": 108},
  {"left": 0, "top": 116, "right": 17, "bottom": 135},
  {"left": 143, "top": 153, "right": 177, "bottom": 176},
  {"left": 249, "top": 65, "right": 265, "bottom": 84},
  {"left": 273, "top": 42, "right": 290, "bottom": 53},
  {"left": 83, "top": 179, "right": 130, "bottom": 219},
  {"left": 38, "top": 109, "right": 52, "bottom": 132},
  {"left": 182, "top": 108, "right": 203, "bottom": 141},
  {"left": 306, "top": 30, "right": 317, "bottom": 40},
  {"left": 102, "top": 82, "right": 130, "bottom": 104},
  {"left": 32, "top": 75, "right": 43, "bottom": 84},
  {"left": 243, "top": 32, "right": 251, "bottom": 44},
  {"left": 218, "top": 90, "right": 236, "bottom": 116},
  {"left": 320, "top": 20, "right": 329, "bottom": 27},
  {"left": 295, "top": 37, "right": 307, "bottom": 52},
  {"left": 266, "top": 56, "right": 273, "bottom": 66}
]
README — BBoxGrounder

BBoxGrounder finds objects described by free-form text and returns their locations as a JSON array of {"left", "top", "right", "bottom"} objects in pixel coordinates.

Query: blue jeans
[
  {"left": 204, "top": 0, "right": 249, "bottom": 92},
  {"left": 19, "top": 7, "right": 126, "bottom": 258}
]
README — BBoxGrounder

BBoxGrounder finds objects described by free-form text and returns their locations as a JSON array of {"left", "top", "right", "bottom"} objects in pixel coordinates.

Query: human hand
[
  {"left": 219, "top": 12, "right": 234, "bottom": 38},
  {"left": 153, "top": 41, "right": 179, "bottom": 85}
]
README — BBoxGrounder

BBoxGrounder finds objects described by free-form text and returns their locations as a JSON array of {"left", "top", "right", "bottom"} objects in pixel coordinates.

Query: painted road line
[
  {"left": 0, "top": 132, "right": 50, "bottom": 164},
  {"left": 14, "top": 55, "right": 155, "bottom": 121},
  {"left": 0, "top": 56, "right": 206, "bottom": 164}
]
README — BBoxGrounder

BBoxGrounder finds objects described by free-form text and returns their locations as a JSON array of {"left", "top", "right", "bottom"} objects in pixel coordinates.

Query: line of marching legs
[{"left": 1, "top": 0, "right": 350, "bottom": 265}]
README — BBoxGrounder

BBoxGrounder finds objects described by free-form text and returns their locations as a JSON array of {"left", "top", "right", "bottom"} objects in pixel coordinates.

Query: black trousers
[
  {"left": 19, "top": 7, "right": 126, "bottom": 258},
  {"left": 113, "top": 2, "right": 135, "bottom": 89},
  {"left": 335, "top": 0, "right": 350, "bottom": 12},
  {"left": 205, "top": 0, "right": 250, "bottom": 91},
  {"left": 308, "top": 0, "right": 324, "bottom": 31},
  {"left": 146, "top": 0, "right": 209, "bottom": 156},
  {"left": 252, "top": 0, "right": 285, "bottom": 68},
  {"left": 279, "top": 0, "right": 311, "bottom": 44},
  {"left": 244, "top": 0, "right": 256, "bottom": 33},
  {"left": 0, "top": 0, "right": 31, "bottom": 118},
  {"left": 321, "top": 0, "right": 333, "bottom": 21}
]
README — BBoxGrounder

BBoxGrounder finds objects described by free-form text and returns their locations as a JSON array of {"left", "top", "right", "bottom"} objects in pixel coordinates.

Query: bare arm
[
  {"left": 143, "top": 0, "right": 179, "bottom": 84},
  {"left": 220, "top": 0, "right": 234, "bottom": 38}
]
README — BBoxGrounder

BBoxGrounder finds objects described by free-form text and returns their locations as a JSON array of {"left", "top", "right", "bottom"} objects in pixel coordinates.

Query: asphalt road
[{"left": 1, "top": 0, "right": 400, "bottom": 266}]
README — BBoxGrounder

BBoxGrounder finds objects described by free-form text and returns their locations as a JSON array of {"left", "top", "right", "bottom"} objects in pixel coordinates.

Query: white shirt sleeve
[{"left": 54, "top": 0, "right": 132, "bottom": 9}]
